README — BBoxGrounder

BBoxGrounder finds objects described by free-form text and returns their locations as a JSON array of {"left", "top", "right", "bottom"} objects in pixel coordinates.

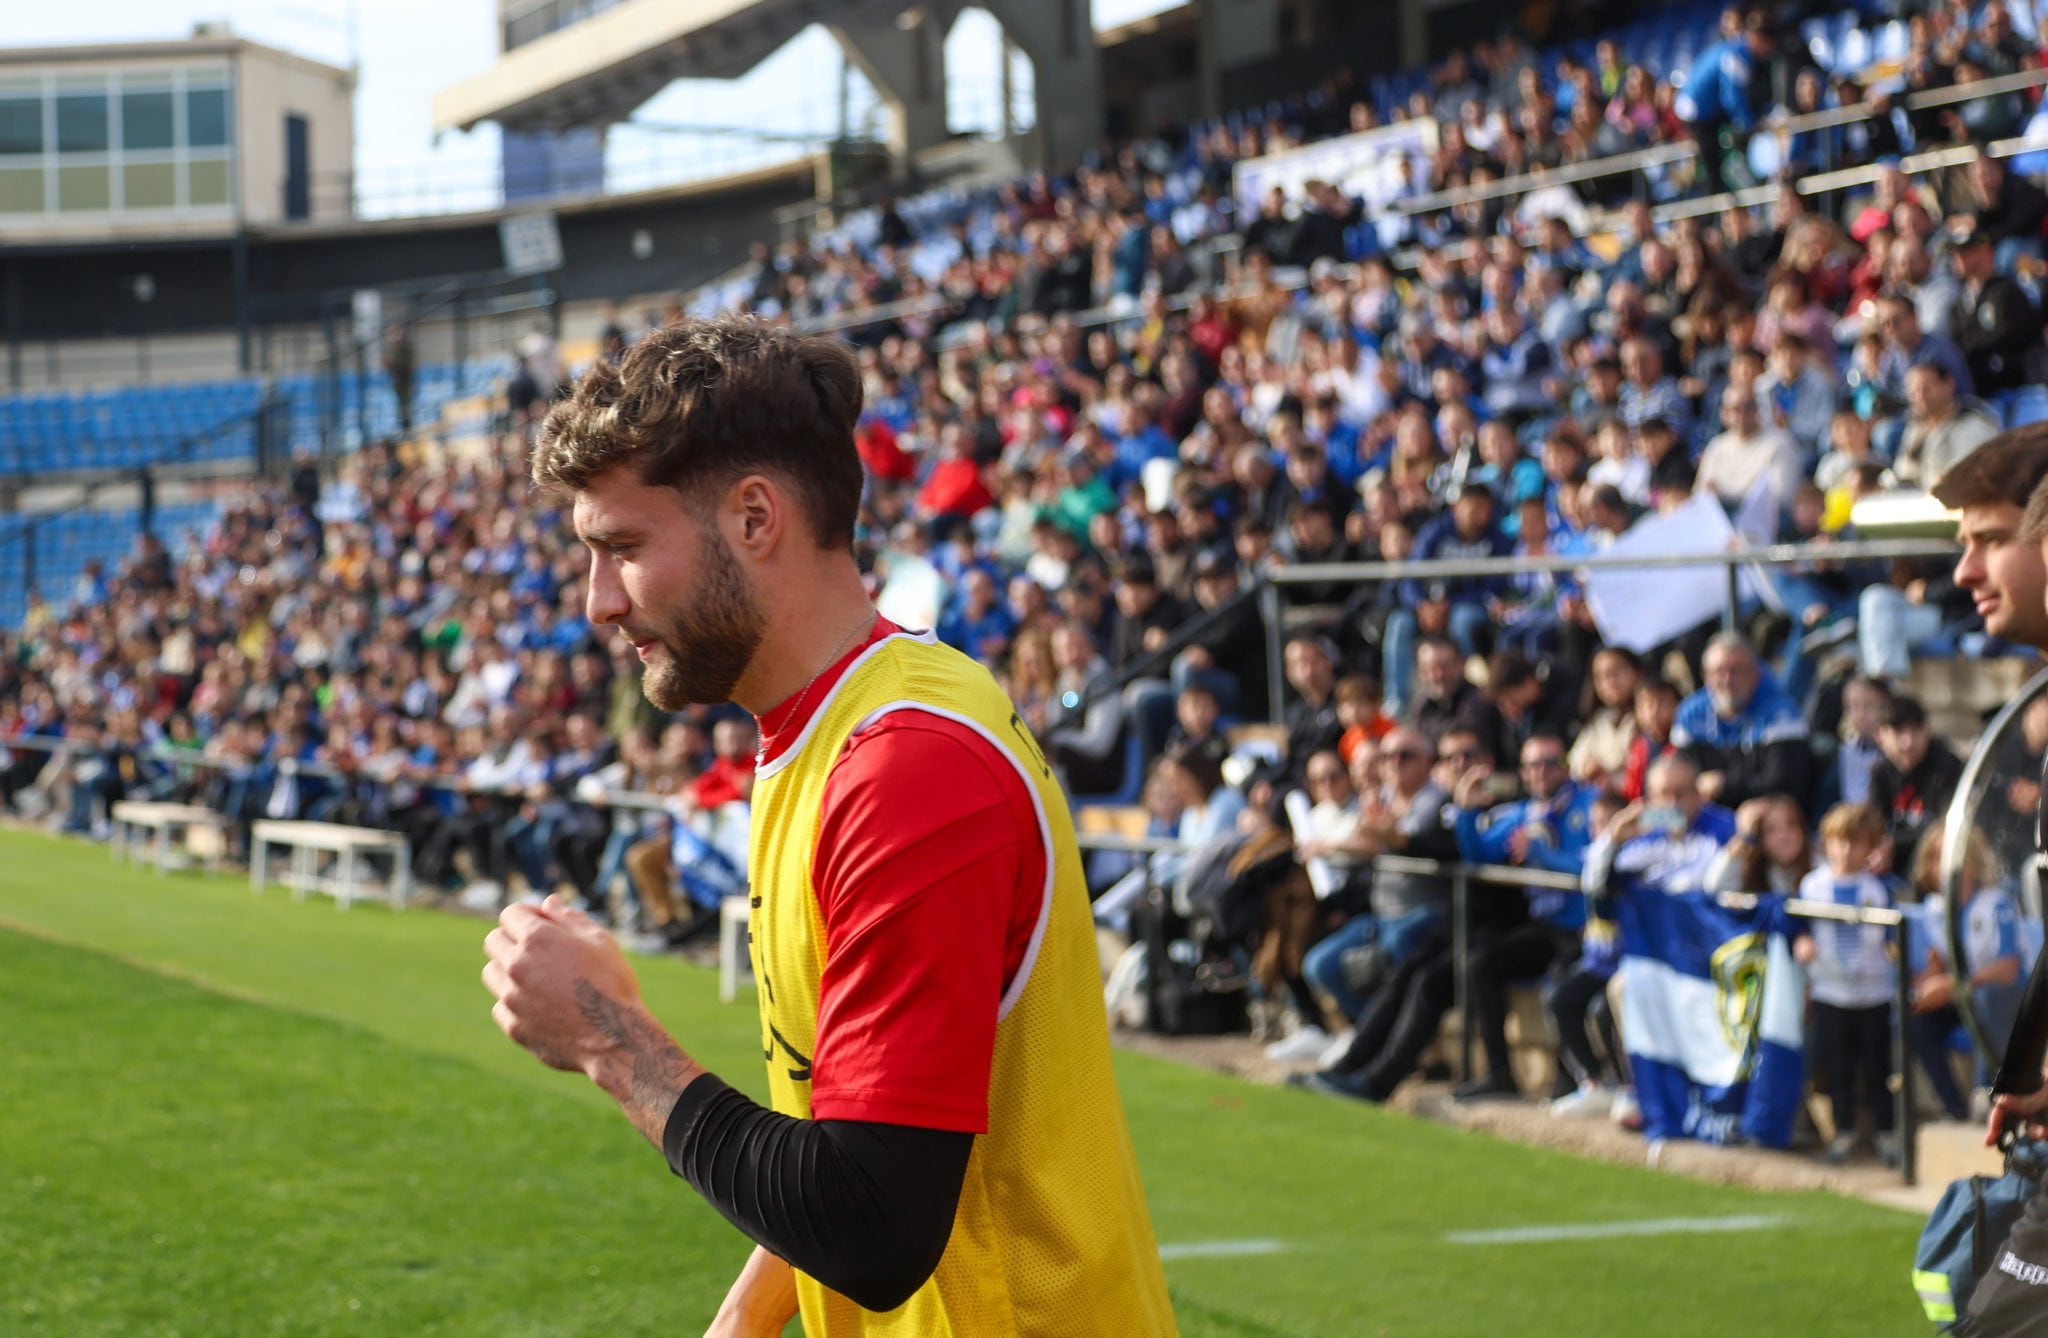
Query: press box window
[
  {"left": 55, "top": 92, "right": 108, "bottom": 153},
  {"left": 121, "top": 90, "right": 174, "bottom": 152}
]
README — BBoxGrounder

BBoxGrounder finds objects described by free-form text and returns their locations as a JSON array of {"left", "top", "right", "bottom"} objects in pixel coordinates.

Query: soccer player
[
  {"left": 1933, "top": 426, "right": 2048, "bottom": 656},
  {"left": 482, "top": 318, "right": 1177, "bottom": 1336}
]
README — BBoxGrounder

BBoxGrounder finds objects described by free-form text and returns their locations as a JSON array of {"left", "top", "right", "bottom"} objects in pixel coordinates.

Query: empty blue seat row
[
  {"left": 0, "top": 501, "right": 221, "bottom": 628},
  {"left": 0, "top": 356, "right": 510, "bottom": 477}
]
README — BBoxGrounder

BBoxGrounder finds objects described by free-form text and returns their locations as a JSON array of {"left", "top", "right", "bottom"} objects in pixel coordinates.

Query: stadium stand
[{"left": 6, "top": 0, "right": 2048, "bottom": 1167}]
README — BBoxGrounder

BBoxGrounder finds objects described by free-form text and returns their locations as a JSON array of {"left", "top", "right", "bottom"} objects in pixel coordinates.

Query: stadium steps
[
  {"left": 1913, "top": 1119, "right": 2004, "bottom": 1189},
  {"left": 1909, "top": 655, "right": 2038, "bottom": 741}
]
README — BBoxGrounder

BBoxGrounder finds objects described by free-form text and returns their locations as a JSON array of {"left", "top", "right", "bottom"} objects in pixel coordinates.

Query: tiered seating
[
  {"left": 0, "top": 357, "right": 512, "bottom": 475},
  {"left": 0, "top": 381, "right": 261, "bottom": 474},
  {"left": 0, "top": 501, "right": 218, "bottom": 627}
]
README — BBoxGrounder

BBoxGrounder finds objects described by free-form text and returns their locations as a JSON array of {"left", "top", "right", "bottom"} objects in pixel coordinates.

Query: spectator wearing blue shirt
[
  {"left": 1670, "top": 633, "right": 1814, "bottom": 813},
  {"left": 1619, "top": 338, "right": 1694, "bottom": 445},
  {"left": 1384, "top": 487, "right": 1512, "bottom": 714},
  {"left": 1477, "top": 306, "right": 1556, "bottom": 421},
  {"left": 1449, "top": 733, "right": 1601, "bottom": 1102},
  {"left": 1877, "top": 292, "right": 1975, "bottom": 404},
  {"left": 937, "top": 568, "right": 1017, "bottom": 664},
  {"left": 1675, "top": 13, "right": 1775, "bottom": 195}
]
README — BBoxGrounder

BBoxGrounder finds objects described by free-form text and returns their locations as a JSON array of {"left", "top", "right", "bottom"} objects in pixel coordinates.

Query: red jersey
[{"left": 754, "top": 617, "right": 1043, "bottom": 1131}]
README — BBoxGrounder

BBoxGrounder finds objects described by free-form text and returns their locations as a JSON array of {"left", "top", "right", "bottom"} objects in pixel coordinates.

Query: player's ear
[{"left": 728, "top": 474, "right": 782, "bottom": 556}]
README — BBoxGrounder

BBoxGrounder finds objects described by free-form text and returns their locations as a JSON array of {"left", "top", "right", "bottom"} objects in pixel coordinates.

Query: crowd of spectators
[{"left": 2, "top": 0, "right": 2046, "bottom": 1153}]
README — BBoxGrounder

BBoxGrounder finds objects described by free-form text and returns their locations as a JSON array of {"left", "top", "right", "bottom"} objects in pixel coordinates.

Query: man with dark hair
[
  {"left": 1870, "top": 694, "right": 1964, "bottom": 857},
  {"left": 1935, "top": 425, "right": 2048, "bottom": 654},
  {"left": 1284, "top": 633, "right": 1347, "bottom": 783},
  {"left": 1443, "top": 732, "right": 1600, "bottom": 1101},
  {"left": 1894, "top": 361, "right": 1999, "bottom": 489},
  {"left": 1404, "top": 635, "right": 1484, "bottom": 746},
  {"left": 484, "top": 318, "right": 1175, "bottom": 1335}
]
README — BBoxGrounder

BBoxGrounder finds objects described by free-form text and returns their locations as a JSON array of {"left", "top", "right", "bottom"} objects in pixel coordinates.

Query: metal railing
[
  {"left": 1255, "top": 536, "right": 1960, "bottom": 726},
  {"left": 1387, "top": 64, "right": 2048, "bottom": 221},
  {"left": 1075, "top": 827, "right": 1927, "bottom": 1184},
  {"left": 742, "top": 57, "right": 2048, "bottom": 334},
  {"left": 0, "top": 731, "right": 1956, "bottom": 1182}
]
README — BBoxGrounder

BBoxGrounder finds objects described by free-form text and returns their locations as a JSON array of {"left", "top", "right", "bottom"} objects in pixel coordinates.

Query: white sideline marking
[
  {"left": 1445, "top": 1214, "right": 1788, "bottom": 1246},
  {"left": 1157, "top": 1239, "right": 1287, "bottom": 1260}
]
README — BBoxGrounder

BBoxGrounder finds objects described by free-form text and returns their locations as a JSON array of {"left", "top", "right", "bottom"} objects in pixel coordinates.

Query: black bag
[
  {"left": 1914, "top": 1136, "right": 2047, "bottom": 1332},
  {"left": 1133, "top": 880, "right": 1246, "bottom": 1037},
  {"left": 1958, "top": 1156, "right": 2048, "bottom": 1337},
  {"left": 1917, "top": 916, "right": 2048, "bottom": 1334}
]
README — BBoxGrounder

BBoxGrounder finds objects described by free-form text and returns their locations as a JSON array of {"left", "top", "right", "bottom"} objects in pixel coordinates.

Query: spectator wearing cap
[
  {"left": 1162, "top": 682, "right": 1232, "bottom": 773},
  {"left": 1385, "top": 486, "right": 1510, "bottom": 713},
  {"left": 1290, "top": 728, "right": 1463, "bottom": 1104},
  {"left": 1869, "top": 693, "right": 1964, "bottom": 859},
  {"left": 1949, "top": 217, "right": 2048, "bottom": 423},
  {"left": 1107, "top": 556, "right": 1188, "bottom": 672},
  {"left": 1170, "top": 548, "right": 1268, "bottom": 716},
  {"left": 1671, "top": 633, "right": 1813, "bottom": 813}
]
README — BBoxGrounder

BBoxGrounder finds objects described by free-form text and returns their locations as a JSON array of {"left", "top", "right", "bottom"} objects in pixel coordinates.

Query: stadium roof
[{"left": 434, "top": 0, "right": 910, "bottom": 135}]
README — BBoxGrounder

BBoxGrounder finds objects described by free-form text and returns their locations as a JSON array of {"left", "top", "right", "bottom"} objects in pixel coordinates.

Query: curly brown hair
[{"left": 531, "top": 316, "right": 865, "bottom": 550}]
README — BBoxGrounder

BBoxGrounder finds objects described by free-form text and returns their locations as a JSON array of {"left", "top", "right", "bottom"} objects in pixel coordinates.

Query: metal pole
[
  {"left": 1895, "top": 928, "right": 1918, "bottom": 1187},
  {"left": 320, "top": 300, "right": 340, "bottom": 466},
  {"left": 1723, "top": 563, "right": 1742, "bottom": 632},
  {"left": 232, "top": 231, "right": 253, "bottom": 374},
  {"left": 354, "top": 325, "right": 371, "bottom": 447},
  {"left": 1258, "top": 578, "right": 1286, "bottom": 727},
  {"left": 1452, "top": 866, "right": 1473, "bottom": 1083},
  {"left": 453, "top": 291, "right": 468, "bottom": 395}
]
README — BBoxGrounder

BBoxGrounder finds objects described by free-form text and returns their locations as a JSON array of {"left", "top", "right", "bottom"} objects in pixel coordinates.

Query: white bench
[
  {"left": 719, "top": 895, "right": 754, "bottom": 1003},
  {"left": 109, "top": 801, "right": 228, "bottom": 876},
  {"left": 250, "top": 820, "right": 412, "bottom": 911}
]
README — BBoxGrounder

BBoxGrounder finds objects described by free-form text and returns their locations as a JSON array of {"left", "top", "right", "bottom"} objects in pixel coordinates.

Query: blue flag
[
  {"left": 671, "top": 817, "right": 747, "bottom": 914},
  {"left": 1618, "top": 890, "right": 1806, "bottom": 1148}
]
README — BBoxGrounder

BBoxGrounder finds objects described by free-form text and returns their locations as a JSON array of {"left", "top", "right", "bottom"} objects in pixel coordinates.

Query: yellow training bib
[{"left": 748, "top": 629, "right": 1177, "bottom": 1337}]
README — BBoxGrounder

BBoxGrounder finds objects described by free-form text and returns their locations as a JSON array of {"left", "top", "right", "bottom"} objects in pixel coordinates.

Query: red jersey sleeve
[{"left": 806, "top": 711, "right": 1046, "bottom": 1133}]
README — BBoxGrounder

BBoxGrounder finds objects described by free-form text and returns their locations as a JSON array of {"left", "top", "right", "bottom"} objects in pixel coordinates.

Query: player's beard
[{"left": 638, "top": 529, "right": 766, "bottom": 711}]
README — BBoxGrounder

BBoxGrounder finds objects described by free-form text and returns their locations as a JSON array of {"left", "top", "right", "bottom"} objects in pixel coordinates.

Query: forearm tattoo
[{"left": 575, "top": 979, "right": 700, "bottom": 1144}]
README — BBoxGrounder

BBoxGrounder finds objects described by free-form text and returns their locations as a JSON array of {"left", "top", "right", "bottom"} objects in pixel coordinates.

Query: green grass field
[{"left": 0, "top": 828, "right": 1927, "bottom": 1336}]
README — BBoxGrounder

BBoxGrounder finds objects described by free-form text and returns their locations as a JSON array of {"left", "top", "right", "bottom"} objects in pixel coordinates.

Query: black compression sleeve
[{"left": 661, "top": 1074, "right": 973, "bottom": 1313}]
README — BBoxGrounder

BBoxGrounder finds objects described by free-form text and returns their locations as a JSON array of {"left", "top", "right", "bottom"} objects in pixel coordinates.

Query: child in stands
[{"left": 1794, "top": 802, "right": 1899, "bottom": 1165}]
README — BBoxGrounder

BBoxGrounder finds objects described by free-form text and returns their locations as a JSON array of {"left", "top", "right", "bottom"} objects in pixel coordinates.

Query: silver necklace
[{"left": 758, "top": 611, "right": 878, "bottom": 765}]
